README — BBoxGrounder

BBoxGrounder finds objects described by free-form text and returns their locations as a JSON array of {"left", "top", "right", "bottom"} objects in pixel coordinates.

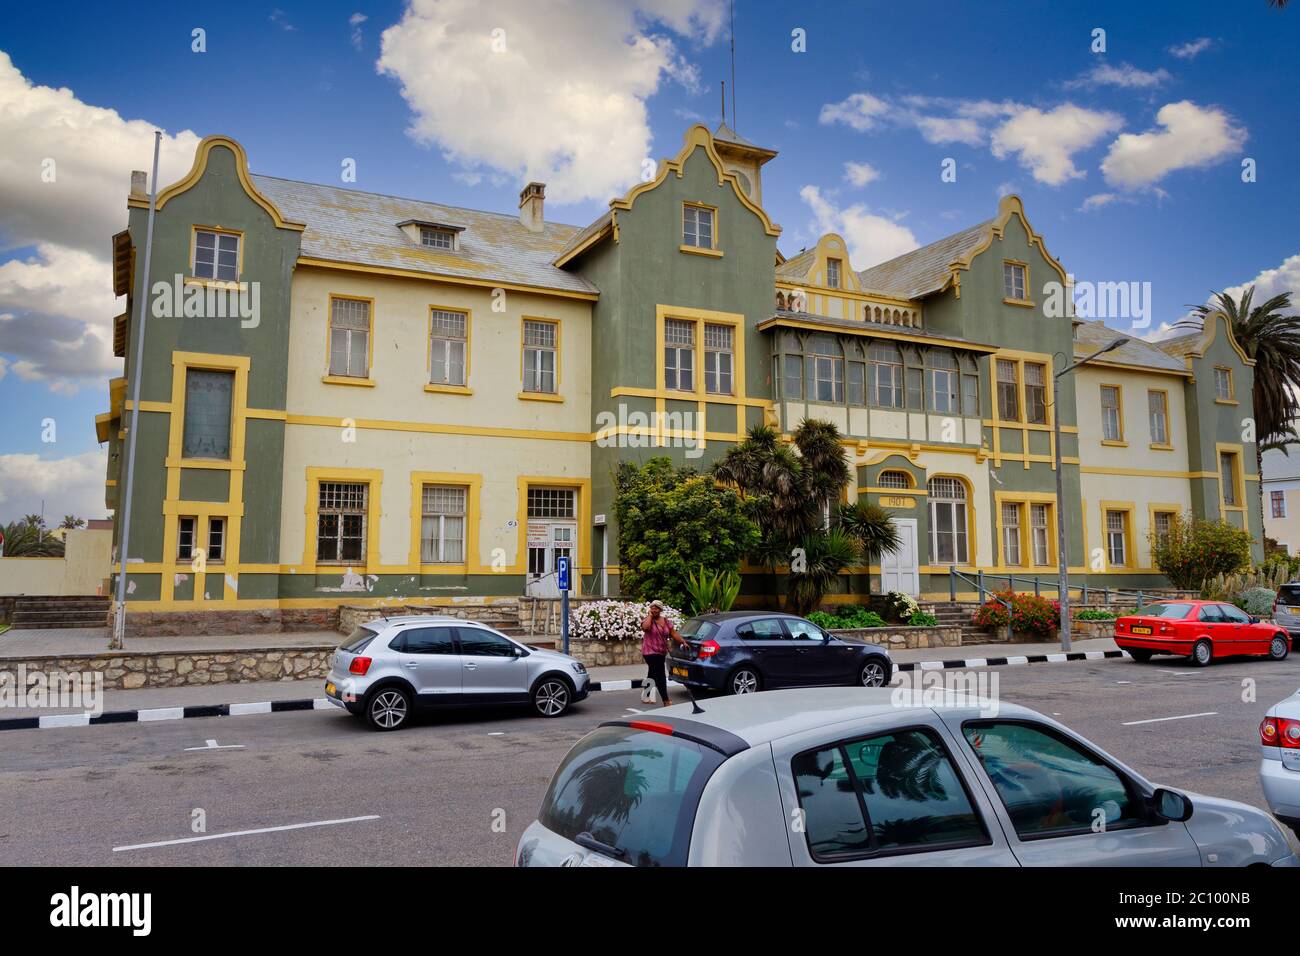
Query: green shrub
[
  {"left": 881, "top": 590, "right": 920, "bottom": 623},
  {"left": 908, "top": 610, "right": 938, "bottom": 627},
  {"left": 1240, "top": 587, "right": 1277, "bottom": 617},
  {"left": 684, "top": 565, "right": 741, "bottom": 614},
  {"left": 807, "top": 611, "right": 839, "bottom": 629},
  {"left": 1150, "top": 513, "right": 1253, "bottom": 592},
  {"left": 973, "top": 590, "right": 1059, "bottom": 638},
  {"left": 809, "top": 607, "right": 886, "bottom": 630},
  {"left": 1075, "top": 608, "right": 1120, "bottom": 620}
]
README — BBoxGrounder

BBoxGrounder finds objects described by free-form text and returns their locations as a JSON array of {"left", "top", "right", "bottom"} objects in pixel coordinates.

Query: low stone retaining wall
[
  {"left": 567, "top": 638, "right": 644, "bottom": 667},
  {"left": 0, "top": 645, "right": 335, "bottom": 690},
  {"left": 1070, "top": 619, "right": 1117, "bottom": 639},
  {"left": 830, "top": 625, "right": 962, "bottom": 649},
  {"left": 339, "top": 598, "right": 521, "bottom": 636},
  {"left": 115, "top": 607, "right": 338, "bottom": 637}
]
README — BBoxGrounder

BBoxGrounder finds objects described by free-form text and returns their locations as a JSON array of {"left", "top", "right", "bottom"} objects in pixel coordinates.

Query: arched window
[
  {"left": 928, "top": 476, "right": 969, "bottom": 565},
  {"left": 879, "top": 470, "right": 911, "bottom": 489}
]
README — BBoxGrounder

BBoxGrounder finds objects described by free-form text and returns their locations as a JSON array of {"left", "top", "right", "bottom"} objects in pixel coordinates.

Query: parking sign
[{"left": 556, "top": 556, "right": 570, "bottom": 592}]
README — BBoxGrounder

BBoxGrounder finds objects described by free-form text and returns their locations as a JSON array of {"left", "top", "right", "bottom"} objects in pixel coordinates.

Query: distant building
[
  {"left": 96, "top": 126, "right": 1263, "bottom": 632},
  {"left": 1263, "top": 444, "right": 1300, "bottom": 553}
]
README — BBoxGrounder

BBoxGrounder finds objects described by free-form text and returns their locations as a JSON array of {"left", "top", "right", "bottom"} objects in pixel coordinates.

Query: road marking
[
  {"left": 1122, "top": 711, "right": 1218, "bottom": 726},
  {"left": 183, "top": 739, "right": 244, "bottom": 751},
  {"left": 138, "top": 707, "right": 185, "bottom": 722},
  {"left": 487, "top": 732, "right": 505, "bottom": 736},
  {"left": 112, "top": 815, "right": 381, "bottom": 852},
  {"left": 1116, "top": 681, "right": 1132, "bottom": 684},
  {"left": 625, "top": 707, "right": 645, "bottom": 714}
]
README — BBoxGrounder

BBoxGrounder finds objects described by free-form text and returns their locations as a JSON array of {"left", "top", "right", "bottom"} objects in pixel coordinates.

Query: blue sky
[{"left": 0, "top": 0, "right": 1296, "bottom": 521}]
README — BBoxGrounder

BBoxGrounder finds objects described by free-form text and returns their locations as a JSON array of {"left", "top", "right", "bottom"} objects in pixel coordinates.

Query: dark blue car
[{"left": 666, "top": 612, "right": 892, "bottom": 695}]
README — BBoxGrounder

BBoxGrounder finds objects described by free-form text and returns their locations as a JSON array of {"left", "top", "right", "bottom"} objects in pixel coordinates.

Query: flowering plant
[
  {"left": 569, "top": 600, "right": 684, "bottom": 642},
  {"left": 973, "top": 590, "right": 1059, "bottom": 637},
  {"left": 881, "top": 590, "right": 920, "bottom": 623}
]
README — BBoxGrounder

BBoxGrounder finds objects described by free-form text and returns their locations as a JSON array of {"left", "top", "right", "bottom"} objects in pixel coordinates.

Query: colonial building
[{"left": 98, "top": 125, "right": 1263, "bottom": 631}]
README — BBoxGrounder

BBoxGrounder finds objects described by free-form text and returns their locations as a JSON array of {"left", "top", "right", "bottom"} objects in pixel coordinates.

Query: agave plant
[{"left": 685, "top": 566, "right": 741, "bottom": 614}]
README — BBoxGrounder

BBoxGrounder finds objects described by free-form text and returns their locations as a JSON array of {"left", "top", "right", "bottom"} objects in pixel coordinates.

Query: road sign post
[{"left": 557, "top": 556, "right": 571, "bottom": 656}]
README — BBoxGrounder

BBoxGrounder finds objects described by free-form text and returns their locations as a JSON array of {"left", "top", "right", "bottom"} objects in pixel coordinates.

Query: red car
[{"left": 1114, "top": 600, "right": 1292, "bottom": 666}]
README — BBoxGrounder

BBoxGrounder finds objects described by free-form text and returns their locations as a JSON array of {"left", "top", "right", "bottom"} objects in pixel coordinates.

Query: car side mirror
[
  {"left": 1249, "top": 615, "right": 1260, "bottom": 624},
  {"left": 1152, "top": 787, "right": 1193, "bottom": 822}
]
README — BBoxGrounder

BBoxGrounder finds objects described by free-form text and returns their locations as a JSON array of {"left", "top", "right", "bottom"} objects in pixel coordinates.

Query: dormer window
[
  {"left": 421, "top": 226, "right": 455, "bottom": 250},
  {"left": 826, "top": 257, "right": 842, "bottom": 289}
]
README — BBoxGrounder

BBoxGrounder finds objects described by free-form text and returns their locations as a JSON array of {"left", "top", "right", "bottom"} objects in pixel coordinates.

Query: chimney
[
  {"left": 130, "top": 170, "right": 148, "bottom": 199},
  {"left": 519, "top": 182, "right": 545, "bottom": 232}
]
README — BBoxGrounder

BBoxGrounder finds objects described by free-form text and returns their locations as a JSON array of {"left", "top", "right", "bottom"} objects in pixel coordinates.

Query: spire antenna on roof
[
  {"left": 729, "top": 0, "right": 737, "bottom": 129},
  {"left": 721, "top": 80, "right": 726, "bottom": 125}
]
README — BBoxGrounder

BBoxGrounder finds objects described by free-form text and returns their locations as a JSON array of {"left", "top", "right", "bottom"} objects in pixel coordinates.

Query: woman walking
[{"left": 641, "top": 600, "right": 688, "bottom": 707}]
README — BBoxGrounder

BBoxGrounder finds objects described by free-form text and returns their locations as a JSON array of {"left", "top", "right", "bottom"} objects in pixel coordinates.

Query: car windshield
[
  {"left": 1139, "top": 603, "right": 1191, "bottom": 620},
  {"left": 340, "top": 626, "right": 378, "bottom": 653},
  {"left": 538, "top": 725, "right": 723, "bottom": 866},
  {"left": 679, "top": 619, "right": 719, "bottom": 641}
]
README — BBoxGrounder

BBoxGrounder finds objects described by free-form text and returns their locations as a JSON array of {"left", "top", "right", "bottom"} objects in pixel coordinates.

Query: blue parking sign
[{"left": 556, "top": 556, "right": 571, "bottom": 592}]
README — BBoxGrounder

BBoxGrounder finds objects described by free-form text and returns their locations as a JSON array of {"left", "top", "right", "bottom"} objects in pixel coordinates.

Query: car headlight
[{"left": 571, "top": 661, "right": 587, "bottom": 674}]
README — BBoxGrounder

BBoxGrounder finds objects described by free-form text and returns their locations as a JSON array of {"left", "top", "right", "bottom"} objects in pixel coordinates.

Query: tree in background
[
  {"left": 613, "top": 457, "right": 759, "bottom": 611},
  {"left": 1149, "top": 513, "right": 1253, "bottom": 592},
  {"left": 60, "top": 516, "right": 86, "bottom": 530},
  {"left": 0, "top": 518, "right": 65, "bottom": 557}
]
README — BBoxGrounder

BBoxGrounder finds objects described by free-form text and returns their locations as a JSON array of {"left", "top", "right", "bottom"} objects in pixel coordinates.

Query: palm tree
[
  {"left": 1269, "top": 0, "right": 1289, "bottom": 8},
  {"left": 787, "top": 527, "right": 861, "bottom": 616},
  {"left": 1, "top": 520, "right": 65, "bottom": 557},
  {"left": 838, "top": 501, "right": 902, "bottom": 597},
  {"left": 59, "top": 515, "right": 85, "bottom": 530}
]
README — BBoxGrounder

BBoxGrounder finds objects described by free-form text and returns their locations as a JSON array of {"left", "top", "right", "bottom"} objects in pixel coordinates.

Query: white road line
[
  {"left": 183, "top": 739, "right": 244, "bottom": 751},
  {"left": 487, "top": 732, "right": 505, "bottom": 736},
  {"left": 112, "top": 815, "right": 381, "bottom": 852},
  {"left": 1116, "top": 680, "right": 1132, "bottom": 684},
  {"left": 1122, "top": 711, "right": 1218, "bottom": 726},
  {"left": 625, "top": 707, "right": 645, "bottom": 714}
]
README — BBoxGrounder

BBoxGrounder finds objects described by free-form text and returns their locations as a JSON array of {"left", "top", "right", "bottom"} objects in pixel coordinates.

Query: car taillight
[
  {"left": 698, "top": 639, "right": 721, "bottom": 658},
  {"left": 1159, "top": 624, "right": 1176, "bottom": 634},
  {"left": 349, "top": 656, "right": 372, "bottom": 675},
  {"left": 1261, "top": 716, "right": 1300, "bottom": 748}
]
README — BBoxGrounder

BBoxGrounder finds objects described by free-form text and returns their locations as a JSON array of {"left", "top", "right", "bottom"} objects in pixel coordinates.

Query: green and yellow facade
[{"left": 98, "top": 125, "right": 1263, "bottom": 630}]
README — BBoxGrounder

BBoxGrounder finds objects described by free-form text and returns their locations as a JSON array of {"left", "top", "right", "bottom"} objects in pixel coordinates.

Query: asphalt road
[{"left": 2, "top": 654, "right": 1298, "bottom": 866}]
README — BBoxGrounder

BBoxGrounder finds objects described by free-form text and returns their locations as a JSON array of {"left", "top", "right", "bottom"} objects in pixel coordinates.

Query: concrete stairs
[
  {"left": 921, "top": 601, "right": 995, "bottom": 644},
  {"left": 9, "top": 595, "right": 110, "bottom": 630}
]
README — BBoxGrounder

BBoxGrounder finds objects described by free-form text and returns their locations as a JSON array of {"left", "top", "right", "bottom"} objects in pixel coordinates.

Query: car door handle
[
  {"left": 463, "top": 663, "right": 477, "bottom": 670},
  {"left": 405, "top": 661, "right": 418, "bottom": 668}
]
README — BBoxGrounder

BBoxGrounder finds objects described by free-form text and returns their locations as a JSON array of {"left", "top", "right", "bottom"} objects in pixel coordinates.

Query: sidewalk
[
  {"left": 0, "top": 627, "right": 340, "bottom": 658},
  {"left": 0, "top": 634, "right": 1121, "bottom": 722}
]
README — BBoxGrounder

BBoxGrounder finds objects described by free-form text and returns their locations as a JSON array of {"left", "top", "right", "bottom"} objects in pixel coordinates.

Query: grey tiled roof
[
  {"left": 762, "top": 309, "right": 996, "bottom": 350},
  {"left": 1154, "top": 328, "right": 1205, "bottom": 358},
  {"left": 856, "top": 219, "right": 992, "bottom": 300},
  {"left": 713, "top": 122, "right": 757, "bottom": 149},
  {"left": 1263, "top": 444, "right": 1300, "bottom": 482},
  {"left": 1073, "top": 320, "right": 1186, "bottom": 372},
  {"left": 775, "top": 247, "right": 817, "bottom": 281},
  {"left": 552, "top": 211, "right": 613, "bottom": 265},
  {"left": 252, "top": 175, "right": 598, "bottom": 295}
]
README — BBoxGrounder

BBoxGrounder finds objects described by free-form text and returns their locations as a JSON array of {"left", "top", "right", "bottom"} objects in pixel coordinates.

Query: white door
[
  {"left": 525, "top": 522, "right": 577, "bottom": 597},
  {"left": 881, "top": 518, "right": 920, "bottom": 596}
]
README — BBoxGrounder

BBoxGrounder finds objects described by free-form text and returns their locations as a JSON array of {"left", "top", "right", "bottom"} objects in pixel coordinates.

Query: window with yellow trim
[
  {"left": 1100, "top": 385, "right": 1122, "bottom": 441},
  {"left": 1024, "top": 362, "right": 1047, "bottom": 425},
  {"left": 193, "top": 228, "right": 240, "bottom": 282},
  {"left": 329, "top": 297, "right": 371, "bottom": 378},
  {"left": 181, "top": 369, "right": 234, "bottom": 460},
  {"left": 682, "top": 204, "right": 715, "bottom": 249},
  {"left": 996, "top": 359, "right": 1019, "bottom": 420},
  {"left": 1148, "top": 390, "right": 1169, "bottom": 445},
  {"left": 1002, "top": 262, "right": 1027, "bottom": 301},
  {"left": 522, "top": 319, "right": 557, "bottom": 394},
  {"left": 664, "top": 318, "right": 696, "bottom": 391},
  {"left": 703, "top": 323, "right": 734, "bottom": 395},
  {"left": 1220, "top": 451, "right": 1240, "bottom": 507},
  {"left": 826, "top": 257, "right": 842, "bottom": 289},
  {"left": 430, "top": 308, "right": 468, "bottom": 387},
  {"left": 317, "top": 482, "right": 368, "bottom": 563},
  {"left": 1213, "top": 367, "right": 1234, "bottom": 401},
  {"left": 420, "top": 484, "right": 467, "bottom": 563},
  {"left": 1001, "top": 502, "right": 1022, "bottom": 565},
  {"left": 1105, "top": 510, "right": 1129, "bottom": 567}
]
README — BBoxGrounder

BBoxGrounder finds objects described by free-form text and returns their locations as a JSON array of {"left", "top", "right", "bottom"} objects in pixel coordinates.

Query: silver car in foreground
[
  {"left": 324, "top": 616, "right": 589, "bottom": 730},
  {"left": 1260, "top": 688, "right": 1300, "bottom": 838},
  {"left": 518, "top": 688, "right": 1298, "bottom": 866}
]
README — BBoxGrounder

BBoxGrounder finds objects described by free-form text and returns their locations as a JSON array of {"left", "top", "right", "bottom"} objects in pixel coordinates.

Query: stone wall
[
  {"left": 1071, "top": 619, "right": 1117, "bottom": 639},
  {"left": 830, "top": 625, "right": 963, "bottom": 650},
  {"left": 338, "top": 598, "right": 522, "bottom": 636},
  {"left": 0, "top": 645, "right": 334, "bottom": 690},
  {"left": 117, "top": 606, "right": 339, "bottom": 637},
  {"left": 567, "top": 638, "right": 644, "bottom": 667}
]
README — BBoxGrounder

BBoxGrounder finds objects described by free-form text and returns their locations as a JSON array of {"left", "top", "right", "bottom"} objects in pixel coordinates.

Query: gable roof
[
  {"left": 253, "top": 175, "right": 598, "bottom": 297},
  {"left": 775, "top": 247, "right": 817, "bottom": 282},
  {"left": 855, "top": 219, "right": 992, "bottom": 299},
  {"left": 1073, "top": 320, "right": 1187, "bottom": 373}
]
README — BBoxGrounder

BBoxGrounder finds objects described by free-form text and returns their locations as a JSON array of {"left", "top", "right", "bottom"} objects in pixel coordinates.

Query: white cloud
[
  {"left": 350, "top": 12, "right": 368, "bottom": 50},
  {"left": 1101, "top": 100, "right": 1246, "bottom": 189},
  {"left": 1066, "top": 62, "right": 1171, "bottom": 89},
  {"left": 270, "top": 9, "right": 297, "bottom": 31},
  {"left": 914, "top": 115, "right": 984, "bottom": 146},
  {"left": 819, "top": 92, "right": 891, "bottom": 132},
  {"left": 842, "top": 161, "right": 881, "bottom": 187},
  {"left": 1169, "top": 38, "right": 1214, "bottom": 60},
  {"left": 0, "top": 449, "right": 109, "bottom": 524},
  {"left": 799, "top": 185, "right": 918, "bottom": 270},
  {"left": 376, "top": 0, "right": 725, "bottom": 205},
  {"left": 990, "top": 104, "right": 1124, "bottom": 186},
  {"left": 1221, "top": 253, "right": 1300, "bottom": 312},
  {"left": 1079, "top": 192, "right": 1120, "bottom": 212},
  {"left": 0, "top": 52, "right": 201, "bottom": 391}
]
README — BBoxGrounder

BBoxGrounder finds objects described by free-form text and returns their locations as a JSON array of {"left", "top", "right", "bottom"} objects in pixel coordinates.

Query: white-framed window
[
  {"left": 527, "top": 487, "right": 575, "bottom": 519},
  {"left": 1106, "top": 510, "right": 1128, "bottom": 567},
  {"left": 1214, "top": 367, "right": 1233, "bottom": 401},
  {"left": 826, "top": 257, "right": 842, "bottom": 289},
  {"left": 996, "top": 359, "right": 1019, "bottom": 421},
  {"left": 1100, "top": 385, "right": 1122, "bottom": 441},
  {"left": 420, "top": 226, "right": 455, "bottom": 250},
  {"left": 329, "top": 297, "right": 371, "bottom": 378},
  {"left": 1030, "top": 503, "right": 1049, "bottom": 566},
  {"left": 868, "top": 341, "right": 904, "bottom": 408},
  {"left": 928, "top": 477, "right": 968, "bottom": 565},
  {"left": 1148, "top": 390, "right": 1169, "bottom": 444},
  {"left": 926, "top": 351, "right": 959, "bottom": 414},
  {"left": 961, "top": 355, "right": 981, "bottom": 417},
  {"left": 783, "top": 353, "right": 803, "bottom": 401},
  {"left": 207, "top": 517, "right": 225, "bottom": 563},
  {"left": 522, "top": 319, "right": 557, "bottom": 393},
  {"left": 682, "top": 204, "right": 714, "bottom": 249},
  {"left": 181, "top": 368, "right": 234, "bottom": 460},
  {"left": 1220, "top": 452, "right": 1239, "bottom": 506},
  {"left": 1001, "top": 502, "right": 1022, "bottom": 566},
  {"left": 703, "top": 323, "right": 734, "bottom": 395},
  {"left": 1002, "top": 262, "right": 1027, "bottom": 300},
  {"left": 430, "top": 308, "right": 468, "bottom": 387},
  {"left": 1272, "top": 491, "right": 1287, "bottom": 519},
  {"left": 421, "top": 485, "right": 467, "bottom": 563},
  {"left": 1024, "top": 362, "right": 1047, "bottom": 425},
  {"left": 847, "top": 360, "right": 866, "bottom": 406},
  {"left": 177, "top": 516, "right": 197, "bottom": 561},
  {"left": 879, "top": 471, "right": 911, "bottom": 489},
  {"left": 317, "top": 482, "right": 367, "bottom": 563},
  {"left": 193, "top": 229, "right": 239, "bottom": 282},
  {"left": 811, "top": 350, "right": 844, "bottom": 403},
  {"left": 664, "top": 319, "right": 695, "bottom": 391}
]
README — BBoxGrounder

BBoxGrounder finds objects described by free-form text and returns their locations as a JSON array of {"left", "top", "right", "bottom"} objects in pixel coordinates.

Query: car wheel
[
  {"left": 859, "top": 658, "right": 888, "bottom": 687},
  {"left": 532, "top": 676, "right": 572, "bottom": 717},
  {"left": 365, "top": 686, "right": 411, "bottom": 731},
  {"left": 728, "top": 667, "right": 762, "bottom": 695},
  {"left": 1269, "top": 634, "right": 1290, "bottom": 661},
  {"left": 1191, "top": 639, "right": 1213, "bottom": 667},
  {"left": 1128, "top": 649, "right": 1153, "bottom": 663}
]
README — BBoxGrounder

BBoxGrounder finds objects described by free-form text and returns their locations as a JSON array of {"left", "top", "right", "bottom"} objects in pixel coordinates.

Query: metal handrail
[
  {"left": 948, "top": 568, "right": 1184, "bottom": 610},
  {"left": 948, "top": 568, "right": 1014, "bottom": 641}
]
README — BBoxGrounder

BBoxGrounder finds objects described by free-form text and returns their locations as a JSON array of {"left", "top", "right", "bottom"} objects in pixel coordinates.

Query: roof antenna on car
[{"left": 682, "top": 682, "right": 705, "bottom": 715}]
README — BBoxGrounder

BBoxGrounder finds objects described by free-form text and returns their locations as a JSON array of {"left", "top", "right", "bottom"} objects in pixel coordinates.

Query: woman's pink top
[{"left": 642, "top": 616, "right": 670, "bottom": 656}]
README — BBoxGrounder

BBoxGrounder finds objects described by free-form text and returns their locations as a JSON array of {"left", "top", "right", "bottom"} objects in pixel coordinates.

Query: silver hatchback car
[
  {"left": 518, "top": 688, "right": 1298, "bottom": 866},
  {"left": 325, "top": 616, "right": 590, "bottom": 730}
]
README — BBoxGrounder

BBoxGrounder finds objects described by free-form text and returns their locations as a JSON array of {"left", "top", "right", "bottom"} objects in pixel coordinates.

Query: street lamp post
[{"left": 1053, "top": 336, "right": 1129, "bottom": 652}]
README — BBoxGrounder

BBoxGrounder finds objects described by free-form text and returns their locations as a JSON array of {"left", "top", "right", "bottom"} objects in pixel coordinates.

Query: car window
[
  {"left": 679, "top": 619, "right": 718, "bottom": 640},
  {"left": 401, "top": 627, "right": 458, "bottom": 655},
  {"left": 962, "top": 722, "right": 1144, "bottom": 839},
  {"left": 793, "top": 729, "right": 987, "bottom": 860},
  {"left": 785, "top": 619, "right": 826, "bottom": 641},
  {"left": 1278, "top": 585, "right": 1300, "bottom": 606},
  {"left": 737, "top": 618, "right": 786, "bottom": 640},
  {"left": 1143, "top": 603, "right": 1191, "bottom": 619},
  {"left": 341, "top": 626, "right": 378, "bottom": 653},
  {"left": 458, "top": 628, "right": 518, "bottom": 657},
  {"left": 1197, "top": 605, "right": 1224, "bottom": 623},
  {"left": 538, "top": 725, "right": 721, "bottom": 867},
  {"left": 1218, "top": 604, "right": 1250, "bottom": 623}
]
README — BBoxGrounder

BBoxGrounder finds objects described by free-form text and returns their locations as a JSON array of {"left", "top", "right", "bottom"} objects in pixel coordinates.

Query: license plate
[
  {"left": 671, "top": 667, "right": 689, "bottom": 679},
  {"left": 325, "top": 681, "right": 337, "bottom": 696},
  {"left": 1130, "top": 626, "right": 1152, "bottom": 635}
]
